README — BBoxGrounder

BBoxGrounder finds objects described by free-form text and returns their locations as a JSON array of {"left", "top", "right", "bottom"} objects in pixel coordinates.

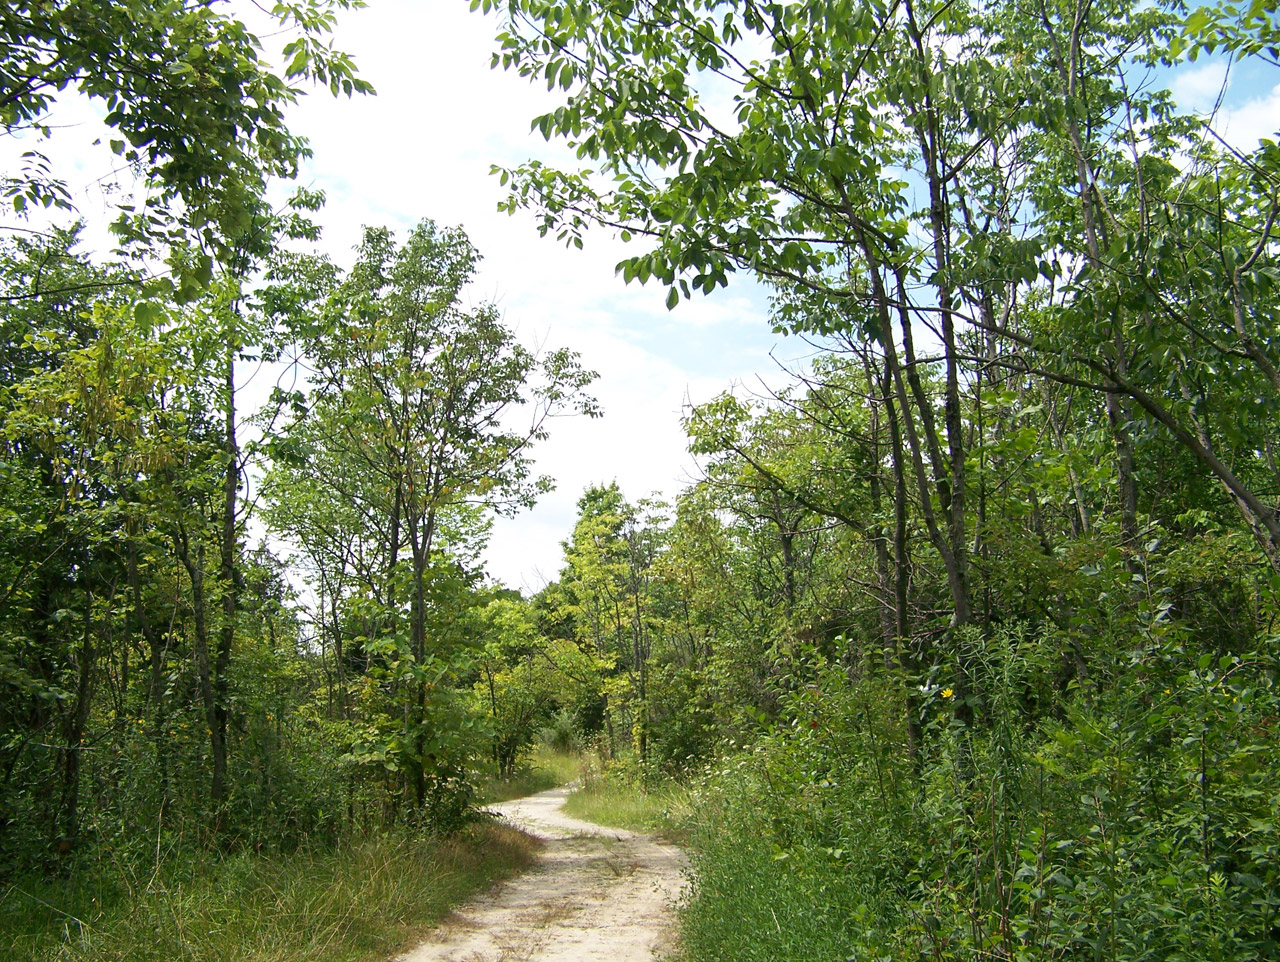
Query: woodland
[{"left": 4, "top": 0, "right": 1280, "bottom": 960}]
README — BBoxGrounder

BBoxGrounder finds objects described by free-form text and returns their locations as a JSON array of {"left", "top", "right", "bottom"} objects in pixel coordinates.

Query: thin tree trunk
[
  {"left": 1038, "top": 0, "right": 1141, "bottom": 569},
  {"left": 880, "top": 353, "right": 921, "bottom": 759},
  {"left": 54, "top": 583, "right": 96, "bottom": 859},
  {"left": 213, "top": 334, "right": 239, "bottom": 807},
  {"left": 129, "top": 537, "right": 170, "bottom": 807},
  {"left": 176, "top": 533, "right": 224, "bottom": 816}
]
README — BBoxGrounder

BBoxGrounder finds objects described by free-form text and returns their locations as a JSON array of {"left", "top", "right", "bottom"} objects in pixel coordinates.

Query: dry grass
[{"left": 2, "top": 822, "right": 541, "bottom": 962}]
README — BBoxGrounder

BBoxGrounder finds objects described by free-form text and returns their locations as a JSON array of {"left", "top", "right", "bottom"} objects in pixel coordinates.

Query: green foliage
[
  {"left": 562, "top": 757, "right": 693, "bottom": 838},
  {"left": 678, "top": 624, "right": 1280, "bottom": 962},
  {"left": 7, "top": 1, "right": 1280, "bottom": 959},
  {"left": 476, "top": 746, "right": 582, "bottom": 804},
  {"left": 538, "top": 708, "right": 583, "bottom": 754},
  {"left": 0, "top": 205, "right": 591, "bottom": 950},
  {"left": 475, "top": 598, "right": 596, "bottom": 779},
  {"left": 257, "top": 219, "right": 597, "bottom": 829},
  {"left": 1, "top": 0, "right": 372, "bottom": 280},
  {"left": 475, "top": 1, "right": 1280, "bottom": 952}
]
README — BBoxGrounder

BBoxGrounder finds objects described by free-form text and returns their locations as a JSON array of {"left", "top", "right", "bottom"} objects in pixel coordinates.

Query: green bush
[
  {"left": 536, "top": 707, "right": 582, "bottom": 754},
  {"left": 680, "top": 626, "right": 1280, "bottom": 962}
]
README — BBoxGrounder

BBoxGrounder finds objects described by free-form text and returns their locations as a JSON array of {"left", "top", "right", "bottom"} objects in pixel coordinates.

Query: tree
[
  {"left": 478, "top": 1, "right": 1280, "bottom": 951},
  {"left": 0, "top": 218, "right": 346, "bottom": 866},
  {"left": 0, "top": 232, "right": 241, "bottom": 857},
  {"left": 484, "top": 0, "right": 1031, "bottom": 708},
  {"left": 3, "top": 0, "right": 375, "bottom": 823},
  {"left": 485, "top": 0, "right": 1280, "bottom": 731},
  {"left": 268, "top": 219, "right": 598, "bottom": 815},
  {"left": 551, "top": 484, "right": 680, "bottom": 763},
  {"left": 474, "top": 594, "right": 597, "bottom": 778},
  {"left": 1, "top": 0, "right": 372, "bottom": 280}
]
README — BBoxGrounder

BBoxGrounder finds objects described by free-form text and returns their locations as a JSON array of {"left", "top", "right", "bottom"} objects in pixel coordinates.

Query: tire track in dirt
[{"left": 397, "top": 785, "right": 687, "bottom": 962}]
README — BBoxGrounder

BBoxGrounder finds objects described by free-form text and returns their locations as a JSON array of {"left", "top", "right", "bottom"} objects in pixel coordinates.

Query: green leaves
[
  {"left": 1, "top": 0, "right": 372, "bottom": 296},
  {"left": 258, "top": 221, "right": 597, "bottom": 819}
]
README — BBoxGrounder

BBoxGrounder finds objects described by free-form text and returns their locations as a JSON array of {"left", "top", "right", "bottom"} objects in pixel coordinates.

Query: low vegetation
[
  {"left": 675, "top": 632, "right": 1280, "bottom": 962},
  {"left": 1, "top": 823, "right": 539, "bottom": 962},
  {"left": 477, "top": 747, "right": 583, "bottom": 805},
  {"left": 561, "top": 759, "right": 692, "bottom": 841},
  {"left": 7, "top": 0, "right": 1280, "bottom": 960}
]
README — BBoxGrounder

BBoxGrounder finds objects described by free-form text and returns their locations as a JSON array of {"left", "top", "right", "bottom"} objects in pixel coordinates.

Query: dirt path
[{"left": 397, "top": 786, "right": 688, "bottom": 962}]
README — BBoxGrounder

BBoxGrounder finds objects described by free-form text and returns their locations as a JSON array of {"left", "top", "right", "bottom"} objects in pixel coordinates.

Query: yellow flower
[{"left": 941, "top": 688, "right": 954, "bottom": 699}]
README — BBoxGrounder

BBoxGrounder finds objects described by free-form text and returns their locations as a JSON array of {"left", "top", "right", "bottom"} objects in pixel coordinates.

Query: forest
[{"left": 4, "top": 0, "right": 1280, "bottom": 959}]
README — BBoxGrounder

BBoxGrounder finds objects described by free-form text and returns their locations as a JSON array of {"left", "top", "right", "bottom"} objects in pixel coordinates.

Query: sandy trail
[{"left": 397, "top": 786, "right": 688, "bottom": 962}]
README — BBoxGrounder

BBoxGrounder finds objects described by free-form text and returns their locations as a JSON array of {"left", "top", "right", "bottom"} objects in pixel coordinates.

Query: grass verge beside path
[
  {"left": 476, "top": 747, "right": 582, "bottom": 804},
  {"left": 1, "top": 822, "right": 539, "bottom": 962},
  {"left": 562, "top": 767, "right": 693, "bottom": 843}
]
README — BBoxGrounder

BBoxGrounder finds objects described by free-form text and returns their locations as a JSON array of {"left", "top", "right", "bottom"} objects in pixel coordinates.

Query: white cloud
[
  {"left": 1212, "top": 82, "right": 1280, "bottom": 153},
  {"left": 1171, "top": 62, "right": 1232, "bottom": 113},
  {"left": 1164, "top": 57, "right": 1279, "bottom": 155},
  {"left": 277, "top": 0, "right": 784, "bottom": 591},
  {"left": 482, "top": 330, "right": 719, "bottom": 592},
  {"left": 2, "top": 0, "right": 789, "bottom": 596}
]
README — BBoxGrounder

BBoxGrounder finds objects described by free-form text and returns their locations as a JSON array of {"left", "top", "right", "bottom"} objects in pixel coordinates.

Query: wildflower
[{"left": 941, "top": 688, "right": 954, "bottom": 699}]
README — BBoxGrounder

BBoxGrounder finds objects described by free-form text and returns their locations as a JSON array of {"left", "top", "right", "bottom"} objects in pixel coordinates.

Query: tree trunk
[
  {"left": 1038, "top": 0, "right": 1141, "bottom": 569},
  {"left": 54, "top": 584, "right": 96, "bottom": 860},
  {"left": 880, "top": 353, "right": 922, "bottom": 759},
  {"left": 863, "top": 354, "right": 897, "bottom": 670},
  {"left": 213, "top": 335, "right": 239, "bottom": 808},
  {"left": 129, "top": 537, "right": 169, "bottom": 805},
  {"left": 176, "top": 533, "right": 225, "bottom": 816}
]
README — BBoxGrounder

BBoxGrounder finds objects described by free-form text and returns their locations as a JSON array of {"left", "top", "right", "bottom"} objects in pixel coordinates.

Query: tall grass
[
  {"left": 561, "top": 756, "right": 693, "bottom": 840},
  {"left": 677, "top": 630, "right": 1280, "bottom": 962},
  {"left": 1, "top": 823, "right": 539, "bottom": 962},
  {"left": 475, "top": 746, "right": 583, "bottom": 804}
]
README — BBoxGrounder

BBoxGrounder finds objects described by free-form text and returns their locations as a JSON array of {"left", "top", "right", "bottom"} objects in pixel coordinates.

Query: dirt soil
[{"left": 397, "top": 785, "right": 689, "bottom": 962}]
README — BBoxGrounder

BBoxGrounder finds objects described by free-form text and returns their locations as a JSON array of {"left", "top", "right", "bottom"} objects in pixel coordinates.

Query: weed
[
  {"left": 562, "top": 757, "right": 693, "bottom": 841},
  {"left": 1, "top": 823, "right": 540, "bottom": 962},
  {"left": 476, "top": 747, "right": 583, "bottom": 804}
]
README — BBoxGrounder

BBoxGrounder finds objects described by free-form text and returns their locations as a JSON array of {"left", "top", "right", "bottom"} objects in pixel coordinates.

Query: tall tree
[{"left": 269, "top": 219, "right": 598, "bottom": 813}]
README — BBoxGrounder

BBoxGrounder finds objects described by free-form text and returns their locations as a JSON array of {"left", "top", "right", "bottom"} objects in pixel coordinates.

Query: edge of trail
[{"left": 396, "top": 784, "right": 689, "bottom": 962}]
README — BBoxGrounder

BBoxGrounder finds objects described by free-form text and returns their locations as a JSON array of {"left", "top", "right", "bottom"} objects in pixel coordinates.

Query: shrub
[{"left": 680, "top": 626, "right": 1280, "bottom": 962}]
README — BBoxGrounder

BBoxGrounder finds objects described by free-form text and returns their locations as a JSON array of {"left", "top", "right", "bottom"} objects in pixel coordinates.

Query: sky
[
  {"left": 0, "top": 0, "right": 793, "bottom": 594},
  {"left": 276, "top": 0, "right": 1280, "bottom": 594},
  {"left": 273, "top": 0, "right": 794, "bottom": 593},
  {"left": 4, "top": 0, "right": 1279, "bottom": 594}
]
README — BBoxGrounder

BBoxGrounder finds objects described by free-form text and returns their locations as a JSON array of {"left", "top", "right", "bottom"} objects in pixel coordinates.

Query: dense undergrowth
[
  {"left": 2, "top": 747, "right": 586, "bottom": 962},
  {"left": 563, "top": 606, "right": 1280, "bottom": 961},
  {"left": 675, "top": 626, "right": 1280, "bottom": 962}
]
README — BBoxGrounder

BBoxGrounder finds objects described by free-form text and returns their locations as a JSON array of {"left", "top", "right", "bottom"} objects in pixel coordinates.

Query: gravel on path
[{"left": 396, "top": 785, "right": 688, "bottom": 962}]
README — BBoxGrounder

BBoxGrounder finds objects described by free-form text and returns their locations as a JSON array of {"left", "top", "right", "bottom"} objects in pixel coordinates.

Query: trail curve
[{"left": 397, "top": 785, "right": 687, "bottom": 962}]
